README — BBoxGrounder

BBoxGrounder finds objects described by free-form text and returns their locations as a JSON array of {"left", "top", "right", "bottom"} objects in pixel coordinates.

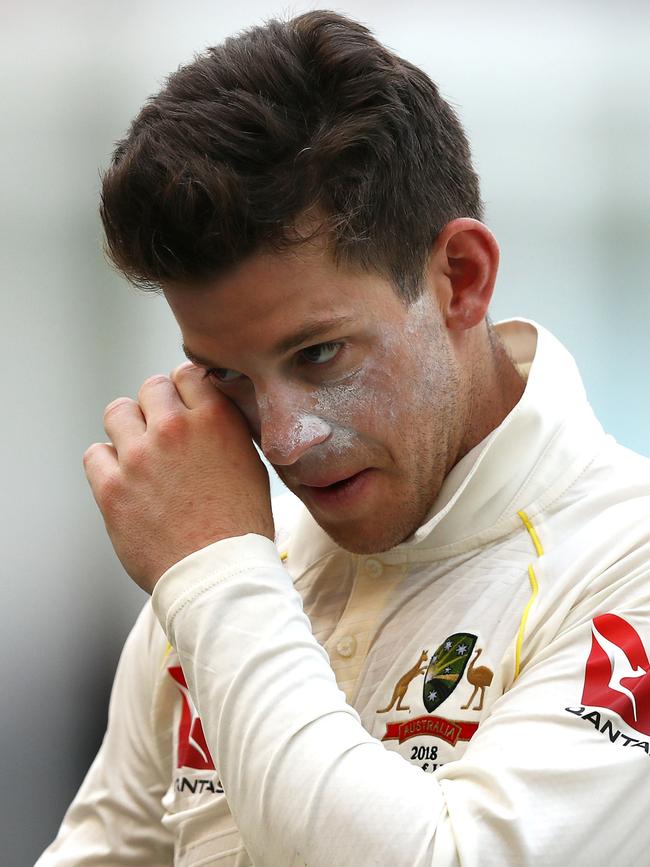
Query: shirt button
[
  {"left": 335, "top": 635, "right": 357, "bottom": 658},
  {"left": 364, "top": 558, "right": 384, "bottom": 578}
]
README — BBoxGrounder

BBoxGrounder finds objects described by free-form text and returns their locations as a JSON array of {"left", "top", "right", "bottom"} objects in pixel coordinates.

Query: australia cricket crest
[{"left": 423, "top": 632, "right": 477, "bottom": 712}]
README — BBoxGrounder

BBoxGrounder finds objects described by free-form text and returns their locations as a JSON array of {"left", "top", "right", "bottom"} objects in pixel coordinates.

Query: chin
[{"left": 318, "top": 518, "right": 416, "bottom": 555}]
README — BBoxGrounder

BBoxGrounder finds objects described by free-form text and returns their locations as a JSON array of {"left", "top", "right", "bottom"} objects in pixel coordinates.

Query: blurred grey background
[{"left": 2, "top": 1, "right": 648, "bottom": 863}]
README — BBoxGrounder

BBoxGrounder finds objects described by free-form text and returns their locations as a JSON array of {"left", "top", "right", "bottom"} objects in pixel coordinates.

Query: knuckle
[
  {"left": 138, "top": 374, "right": 170, "bottom": 397},
  {"left": 103, "top": 397, "right": 133, "bottom": 422},
  {"left": 171, "top": 361, "right": 196, "bottom": 381},
  {"left": 155, "top": 410, "right": 190, "bottom": 445},
  {"left": 121, "top": 440, "right": 148, "bottom": 474}
]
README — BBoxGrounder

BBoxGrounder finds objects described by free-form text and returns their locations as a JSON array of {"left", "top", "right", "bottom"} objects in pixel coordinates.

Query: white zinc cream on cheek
[
  {"left": 313, "top": 293, "right": 437, "bottom": 431},
  {"left": 258, "top": 293, "right": 440, "bottom": 467},
  {"left": 269, "top": 344, "right": 408, "bottom": 467}
]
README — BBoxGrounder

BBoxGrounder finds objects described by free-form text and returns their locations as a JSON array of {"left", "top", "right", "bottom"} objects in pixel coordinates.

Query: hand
[{"left": 83, "top": 362, "right": 274, "bottom": 594}]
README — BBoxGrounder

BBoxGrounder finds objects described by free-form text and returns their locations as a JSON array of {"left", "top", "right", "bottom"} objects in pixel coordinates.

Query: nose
[{"left": 258, "top": 391, "right": 331, "bottom": 466}]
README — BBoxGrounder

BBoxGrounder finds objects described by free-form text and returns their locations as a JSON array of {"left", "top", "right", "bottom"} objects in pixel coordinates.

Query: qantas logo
[
  {"left": 168, "top": 666, "right": 216, "bottom": 770},
  {"left": 582, "top": 613, "right": 650, "bottom": 736}
]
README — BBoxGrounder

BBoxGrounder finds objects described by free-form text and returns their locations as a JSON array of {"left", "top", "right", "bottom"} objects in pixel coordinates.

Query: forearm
[{"left": 153, "top": 535, "right": 447, "bottom": 866}]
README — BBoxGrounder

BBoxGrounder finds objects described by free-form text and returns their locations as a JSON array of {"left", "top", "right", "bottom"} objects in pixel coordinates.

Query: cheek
[{"left": 315, "top": 365, "right": 400, "bottom": 437}]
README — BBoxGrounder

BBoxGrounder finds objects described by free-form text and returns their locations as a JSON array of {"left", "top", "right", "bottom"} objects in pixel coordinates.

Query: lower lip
[{"left": 302, "top": 469, "right": 374, "bottom": 511}]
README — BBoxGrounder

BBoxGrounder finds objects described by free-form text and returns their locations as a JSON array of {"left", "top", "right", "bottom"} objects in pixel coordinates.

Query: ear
[{"left": 427, "top": 218, "right": 499, "bottom": 331}]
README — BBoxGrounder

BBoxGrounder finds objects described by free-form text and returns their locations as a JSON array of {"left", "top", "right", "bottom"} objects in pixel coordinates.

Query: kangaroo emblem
[{"left": 376, "top": 650, "right": 429, "bottom": 713}]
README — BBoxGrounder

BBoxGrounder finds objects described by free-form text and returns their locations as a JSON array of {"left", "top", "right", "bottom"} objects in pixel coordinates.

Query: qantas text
[{"left": 565, "top": 707, "right": 650, "bottom": 755}]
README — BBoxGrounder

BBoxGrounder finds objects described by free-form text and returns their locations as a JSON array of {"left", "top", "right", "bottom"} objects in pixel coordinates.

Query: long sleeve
[
  {"left": 36, "top": 603, "right": 174, "bottom": 866},
  {"left": 152, "top": 532, "right": 650, "bottom": 867}
]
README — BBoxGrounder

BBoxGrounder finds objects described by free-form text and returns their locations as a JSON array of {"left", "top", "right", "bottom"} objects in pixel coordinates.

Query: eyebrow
[
  {"left": 181, "top": 345, "right": 220, "bottom": 368},
  {"left": 272, "top": 314, "right": 354, "bottom": 355},
  {"left": 182, "top": 314, "right": 355, "bottom": 369}
]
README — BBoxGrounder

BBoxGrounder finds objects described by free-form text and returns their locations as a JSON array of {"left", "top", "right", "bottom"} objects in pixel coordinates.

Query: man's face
[{"left": 164, "top": 238, "right": 468, "bottom": 554}]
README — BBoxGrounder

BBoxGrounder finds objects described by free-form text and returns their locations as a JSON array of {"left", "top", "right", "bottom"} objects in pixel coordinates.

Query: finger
[
  {"left": 103, "top": 397, "right": 146, "bottom": 453},
  {"left": 82, "top": 441, "right": 118, "bottom": 501},
  {"left": 170, "top": 361, "right": 222, "bottom": 410},
  {"left": 136, "top": 374, "right": 184, "bottom": 424}
]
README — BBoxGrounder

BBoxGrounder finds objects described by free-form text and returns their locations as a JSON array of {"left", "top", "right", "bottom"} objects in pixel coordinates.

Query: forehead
[{"left": 163, "top": 241, "right": 404, "bottom": 352}]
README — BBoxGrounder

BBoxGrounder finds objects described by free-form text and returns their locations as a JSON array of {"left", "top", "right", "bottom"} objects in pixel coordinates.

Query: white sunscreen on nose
[
  {"left": 294, "top": 413, "right": 331, "bottom": 445},
  {"left": 276, "top": 412, "right": 332, "bottom": 458}
]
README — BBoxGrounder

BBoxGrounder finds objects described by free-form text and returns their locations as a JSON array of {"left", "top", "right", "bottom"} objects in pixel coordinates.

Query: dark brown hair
[{"left": 100, "top": 10, "right": 483, "bottom": 301}]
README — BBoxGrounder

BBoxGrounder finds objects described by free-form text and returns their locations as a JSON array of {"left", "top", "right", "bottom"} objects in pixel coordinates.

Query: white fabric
[{"left": 37, "top": 321, "right": 650, "bottom": 866}]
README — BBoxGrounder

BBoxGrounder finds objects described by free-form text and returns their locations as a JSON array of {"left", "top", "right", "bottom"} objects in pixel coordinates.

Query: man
[{"left": 38, "top": 10, "right": 650, "bottom": 866}]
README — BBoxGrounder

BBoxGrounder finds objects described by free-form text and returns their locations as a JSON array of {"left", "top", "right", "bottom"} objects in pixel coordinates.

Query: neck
[{"left": 456, "top": 322, "right": 526, "bottom": 462}]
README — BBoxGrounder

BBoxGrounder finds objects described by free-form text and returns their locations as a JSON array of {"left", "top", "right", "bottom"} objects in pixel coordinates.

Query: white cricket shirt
[{"left": 38, "top": 321, "right": 650, "bottom": 866}]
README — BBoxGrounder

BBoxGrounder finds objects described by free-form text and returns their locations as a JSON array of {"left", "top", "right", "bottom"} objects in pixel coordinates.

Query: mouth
[
  {"left": 299, "top": 469, "right": 366, "bottom": 489},
  {"left": 297, "top": 468, "right": 374, "bottom": 511}
]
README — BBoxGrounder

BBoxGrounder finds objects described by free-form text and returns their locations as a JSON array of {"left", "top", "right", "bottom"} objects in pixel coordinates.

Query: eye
[
  {"left": 299, "top": 342, "right": 342, "bottom": 365},
  {"left": 203, "top": 367, "right": 243, "bottom": 384}
]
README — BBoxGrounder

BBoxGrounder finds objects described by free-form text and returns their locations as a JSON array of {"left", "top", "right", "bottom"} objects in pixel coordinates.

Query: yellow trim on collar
[
  {"left": 514, "top": 511, "right": 542, "bottom": 679},
  {"left": 160, "top": 641, "right": 174, "bottom": 668},
  {"left": 518, "top": 509, "right": 544, "bottom": 557}
]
